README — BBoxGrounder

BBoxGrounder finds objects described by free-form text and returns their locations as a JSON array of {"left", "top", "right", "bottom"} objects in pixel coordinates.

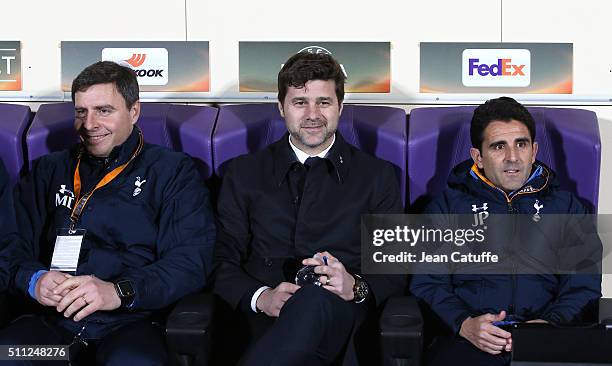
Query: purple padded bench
[
  {"left": 27, "top": 102, "right": 217, "bottom": 179},
  {"left": 0, "top": 103, "right": 31, "bottom": 185},
  {"left": 213, "top": 103, "right": 407, "bottom": 205}
]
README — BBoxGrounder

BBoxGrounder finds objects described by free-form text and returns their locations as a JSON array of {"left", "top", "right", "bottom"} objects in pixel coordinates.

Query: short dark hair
[
  {"left": 278, "top": 52, "right": 345, "bottom": 104},
  {"left": 470, "top": 96, "right": 536, "bottom": 151},
  {"left": 71, "top": 61, "right": 139, "bottom": 108}
]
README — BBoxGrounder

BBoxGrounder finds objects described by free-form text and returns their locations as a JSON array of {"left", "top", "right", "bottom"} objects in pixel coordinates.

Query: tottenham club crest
[
  {"left": 533, "top": 199, "right": 544, "bottom": 222},
  {"left": 133, "top": 176, "right": 147, "bottom": 197}
]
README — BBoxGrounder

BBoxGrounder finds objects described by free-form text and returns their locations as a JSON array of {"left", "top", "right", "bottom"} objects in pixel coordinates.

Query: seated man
[
  {"left": 0, "top": 160, "right": 16, "bottom": 294},
  {"left": 410, "top": 97, "right": 601, "bottom": 366},
  {"left": 0, "top": 61, "right": 215, "bottom": 365},
  {"left": 214, "top": 52, "right": 406, "bottom": 365}
]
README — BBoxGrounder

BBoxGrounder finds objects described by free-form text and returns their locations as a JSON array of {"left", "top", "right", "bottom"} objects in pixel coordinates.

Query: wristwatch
[
  {"left": 352, "top": 274, "right": 369, "bottom": 303},
  {"left": 114, "top": 279, "right": 136, "bottom": 308}
]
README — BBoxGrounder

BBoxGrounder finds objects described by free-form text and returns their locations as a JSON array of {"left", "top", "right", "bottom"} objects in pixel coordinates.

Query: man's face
[
  {"left": 74, "top": 83, "right": 139, "bottom": 157},
  {"left": 470, "top": 119, "right": 538, "bottom": 192},
  {"left": 279, "top": 79, "right": 342, "bottom": 155}
]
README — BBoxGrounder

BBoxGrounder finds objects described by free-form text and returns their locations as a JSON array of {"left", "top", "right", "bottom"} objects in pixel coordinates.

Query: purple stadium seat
[
  {"left": 0, "top": 103, "right": 31, "bottom": 185},
  {"left": 213, "top": 103, "right": 407, "bottom": 205},
  {"left": 27, "top": 102, "right": 217, "bottom": 179},
  {"left": 407, "top": 106, "right": 601, "bottom": 213}
]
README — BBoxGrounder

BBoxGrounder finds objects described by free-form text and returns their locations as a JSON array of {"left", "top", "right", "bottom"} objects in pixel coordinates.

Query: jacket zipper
[
  {"left": 507, "top": 200, "right": 517, "bottom": 316},
  {"left": 474, "top": 164, "right": 548, "bottom": 320}
]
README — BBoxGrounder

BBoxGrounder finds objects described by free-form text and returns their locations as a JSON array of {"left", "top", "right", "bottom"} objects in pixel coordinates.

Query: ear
[
  {"left": 531, "top": 141, "right": 538, "bottom": 164},
  {"left": 130, "top": 100, "right": 141, "bottom": 125},
  {"left": 338, "top": 101, "right": 343, "bottom": 116},
  {"left": 470, "top": 147, "right": 484, "bottom": 169},
  {"left": 278, "top": 100, "right": 286, "bottom": 118}
]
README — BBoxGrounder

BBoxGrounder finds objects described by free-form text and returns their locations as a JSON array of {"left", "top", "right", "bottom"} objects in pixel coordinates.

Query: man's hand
[
  {"left": 256, "top": 282, "right": 300, "bottom": 317},
  {"left": 53, "top": 275, "right": 121, "bottom": 322},
  {"left": 302, "top": 251, "right": 355, "bottom": 301},
  {"left": 459, "top": 311, "right": 512, "bottom": 354},
  {"left": 35, "top": 271, "right": 72, "bottom": 307}
]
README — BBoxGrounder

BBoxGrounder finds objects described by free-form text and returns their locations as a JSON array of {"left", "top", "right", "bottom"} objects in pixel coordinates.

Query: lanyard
[{"left": 69, "top": 131, "right": 144, "bottom": 229}]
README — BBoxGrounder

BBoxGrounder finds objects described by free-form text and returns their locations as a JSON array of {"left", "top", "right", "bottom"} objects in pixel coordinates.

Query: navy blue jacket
[
  {"left": 12, "top": 128, "right": 215, "bottom": 325},
  {"left": 0, "top": 160, "right": 18, "bottom": 292},
  {"left": 410, "top": 159, "right": 601, "bottom": 334}
]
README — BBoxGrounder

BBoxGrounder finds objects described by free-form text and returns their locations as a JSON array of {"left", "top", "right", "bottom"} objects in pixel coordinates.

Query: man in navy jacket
[
  {"left": 0, "top": 61, "right": 215, "bottom": 365},
  {"left": 0, "top": 160, "right": 17, "bottom": 293},
  {"left": 410, "top": 97, "right": 601, "bottom": 366}
]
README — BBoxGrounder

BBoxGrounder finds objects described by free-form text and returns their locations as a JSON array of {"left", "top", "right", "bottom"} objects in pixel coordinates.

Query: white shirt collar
[{"left": 288, "top": 134, "right": 336, "bottom": 164}]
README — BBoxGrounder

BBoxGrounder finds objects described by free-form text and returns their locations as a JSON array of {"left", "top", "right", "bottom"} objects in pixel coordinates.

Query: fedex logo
[
  {"left": 102, "top": 48, "right": 168, "bottom": 86},
  {"left": 468, "top": 58, "right": 525, "bottom": 76},
  {"left": 462, "top": 49, "right": 530, "bottom": 87}
]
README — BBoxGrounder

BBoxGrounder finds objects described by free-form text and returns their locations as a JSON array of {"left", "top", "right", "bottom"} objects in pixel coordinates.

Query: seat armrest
[
  {"left": 0, "top": 291, "right": 9, "bottom": 327},
  {"left": 599, "top": 297, "right": 612, "bottom": 324},
  {"left": 380, "top": 295, "right": 423, "bottom": 366},
  {"left": 166, "top": 292, "right": 213, "bottom": 360}
]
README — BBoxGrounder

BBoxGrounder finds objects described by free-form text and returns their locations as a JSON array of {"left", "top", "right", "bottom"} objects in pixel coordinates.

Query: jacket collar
[
  {"left": 468, "top": 161, "right": 551, "bottom": 203},
  {"left": 273, "top": 132, "right": 352, "bottom": 186}
]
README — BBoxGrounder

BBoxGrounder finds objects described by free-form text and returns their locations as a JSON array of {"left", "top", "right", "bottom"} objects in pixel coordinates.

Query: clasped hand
[
  {"left": 256, "top": 251, "right": 356, "bottom": 317},
  {"left": 35, "top": 271, "right": 121, "bottom": 321},
  {"left": 302, "top": 251, "right": 355, "bottom": 301}
]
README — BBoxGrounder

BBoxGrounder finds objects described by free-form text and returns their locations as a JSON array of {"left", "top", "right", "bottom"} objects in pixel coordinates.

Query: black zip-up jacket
[
  {"left": 11, "top": 128, "right": 215, "bottom": 327},
  {"left": 411, "top": 159, "right": 601, "bottom": 333}
]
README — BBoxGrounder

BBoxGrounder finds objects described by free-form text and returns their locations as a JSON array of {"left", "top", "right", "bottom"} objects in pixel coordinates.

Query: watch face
[
  {"left": 117, "top": 280, "right": 135, "bottom": 297},
  {"left": 353, "top": 278, "right": 369, "bottom": 303}
]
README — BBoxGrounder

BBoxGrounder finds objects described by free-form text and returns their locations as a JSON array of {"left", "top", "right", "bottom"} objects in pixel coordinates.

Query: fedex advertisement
[
  {"left": 462, "top": 49, "right": 530, "bottom": 87},
  {"left": 420, "top": 43, "right": 572, "bottom": 94}
]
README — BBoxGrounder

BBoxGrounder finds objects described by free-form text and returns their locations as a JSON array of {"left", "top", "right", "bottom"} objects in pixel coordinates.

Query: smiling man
[
  {"left": 74, "top": 82, "right": 138, "bottom": 158},
  {"left": 410, "top": 97, "right": 601, "bottom": 366},
  {"left": 213, "top": 52, "right": 405, "bottom": 365},
  {"left": 0, "top": 61, "right": 215, "bottom": 365}
]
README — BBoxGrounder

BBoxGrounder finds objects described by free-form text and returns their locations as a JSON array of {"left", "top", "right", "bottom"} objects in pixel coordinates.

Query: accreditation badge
[{"left": 50, "top": 228, "right": 86, "bottom": 273}]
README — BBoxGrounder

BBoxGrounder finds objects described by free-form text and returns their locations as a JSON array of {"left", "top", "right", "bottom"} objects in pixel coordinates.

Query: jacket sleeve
[
  {"left": 0, "top": 161, "right": 18, "bottom": 292},
  {"left": 540, "top": 274, "right": 601, "bottom": 324},
  {"left": 213, "top": 159, "right": 267, "bottom": 311},
  {"left": 12, "top": 158, "right": 53, "bottom": 295},
  {"left": 363, "top": 162, "right": 408, "bottom": 307},
  {"left": 122, "top": 157, "right": 216, "bottom": 310},
  {"left": 409, "top": 194, "right": 475, "bottom": 334},
  {"left": 541, "top": 195, "right": 602, "bottom": 323},
  {"left": 410, "top": 274, "right": 475, "bottom": 334}
]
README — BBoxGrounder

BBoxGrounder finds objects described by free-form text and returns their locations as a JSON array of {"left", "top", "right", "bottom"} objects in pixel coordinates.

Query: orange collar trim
[{"left": 470, "top": 163, "right": 511, "bottom": 203}]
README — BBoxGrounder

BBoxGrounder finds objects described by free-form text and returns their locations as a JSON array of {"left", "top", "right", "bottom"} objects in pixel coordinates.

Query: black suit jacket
[{"left": 213, "top": 133, "right": 406, "bottom": 312}]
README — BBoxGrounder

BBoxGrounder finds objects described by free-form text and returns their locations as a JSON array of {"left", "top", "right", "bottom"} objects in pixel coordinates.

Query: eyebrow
[
  {"left": 488, "top": 137, "right": 531, "bottom": 148},
  {"left": 74, "top": 105, "right": 116, "bottom": 111},
  {"left": 290, "top": 97, "right": 333, "bottom": 103},
  {"left": 94, "top": 105, "right": 115, "bottom": 110}
]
